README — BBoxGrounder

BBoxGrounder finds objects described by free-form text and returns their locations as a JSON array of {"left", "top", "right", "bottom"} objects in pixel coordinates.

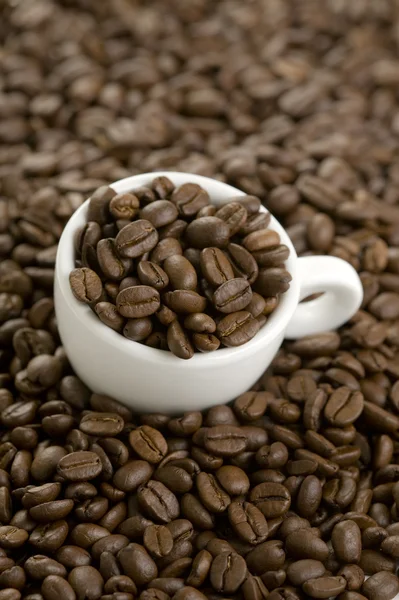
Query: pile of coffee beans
[
  {"left": 70, "top": 177, "right": 291, "bottom": 358},
  {"left": 2, "top": 0, "right": 399, "bottom": 598}
]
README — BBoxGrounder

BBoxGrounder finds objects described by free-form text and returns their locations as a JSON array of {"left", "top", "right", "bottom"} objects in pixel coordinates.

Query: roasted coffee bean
[
  {"left": 163, "top": 256, "right": 197, "bottom": 291},
  {"left": 41, "top": 575, "right": 76, "bottom": 600},
  {"left": 167, "top": 321, "right": 194, "bottom": 360},
  {"left": 171, "top": 184, "right": 210, "bottom": 217},
  {"left": 200, "top": 248, "right": 234, "bottom": 286},
  {"left": 68, "top": 565, "right": 104, "bottom": 599},
  {"left": 30, "top": 521, "right": 69, "bottom": 552},
  {"left": 338, "top": 564, "right": 364, "bottom": 591},
  {"left": 185, "top": 217, "right": 230, "bottom": 249},
  {"left": 141, "top": 201, "right": 178, "bottom": 229},
  {"left": 227, "top": 243, "right": 259, "bottom": 284},
  {"left": 216, "top": 311, "right": 260, "bottom": 347},
  {"left": 150, "top": 238, "right": 183, "bottom": 264},
  {"left": 213, "top": 278, "right": 252, "bottom": 313},
  {"left": 138, "top": 480, "right": 180, "bottom": 523},
  {"left": 250, "top": 482, "right": 291, "bottom": 518},
  {"left": 95, "top": 302, "right": 125, "bottom": 332},
  {"left": 109, "top": 194, "right": 140, "bottom": 221},
  {"left": 57, "top": 451, "right": 102, "bottom": 481},
  {"left": 215, "top": 202, "right": 247, "bottom": 235},
  {"left": 163, "top": 290, "right": 207, "bottom": 314},
  {"left": 144, "top": 524, "right": 174, "bottom": 558},
  {"left": 196, "top": 472, "right": 230, "bottom": 513},
  {"left": 246, "top": 539, "right": 285, "bottom": 574},
  {"left": 137, "top": 262, "right": 169, "bottom": 291},
  {"left": 303, "top": 575, "right": 346, "bottom": 598},
  {"left": 285, "top": 528, "right": 329, "bottom": 561},
  {"left": 115, "top": 220, "right": 158, "bottom": 259},
  {"left": 123, "top": 318, "right": 153, "bottom": 341},
  {"left": 25, "top": 556, "right": 67, "bottom": 580},
  {"left": 362, "top": 571, "right": 399, "bottom": 600},
  {"left": 97, "top": 239, "right": 131, "bottom": 281},
  {"left": 287, "top": 559, "right": 326, "bottom": 586},
  {"left": 129, "top": 426, "right": 167, "bottom": 463},
  {"left": 210, "top": 551, "right": 247, "bottom": 593},
  {"left": 69, "top": 268, "right": 103, "bottom": 304},
  {"left": 253, "top": 267, "right": 292, "bottom": 296},
  {"left": 324, "top": 388, "right": 364, "bottom": 426},
  {"left": 80, "top": 412, "right": 124, "bottom": 437},
  {"left": 116, "top": 286, "right": 160, "bottom": 319},
  {"left": 118, "top": 543, "right": 158, "bottom": 586},
  {"left": 332, "top": 520, "right": 362, "bottom": 563},
  {"left": 228, "top": 500, "right": 268, "bottom": 545}
]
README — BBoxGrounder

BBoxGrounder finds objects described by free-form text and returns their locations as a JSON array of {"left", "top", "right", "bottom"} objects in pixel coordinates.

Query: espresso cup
[{"left": 54, "top": 172, "right": 363, "bottom": 413}]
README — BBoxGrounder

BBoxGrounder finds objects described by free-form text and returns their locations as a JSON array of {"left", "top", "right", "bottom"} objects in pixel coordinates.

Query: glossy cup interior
[{"left": 55, "top": 172, "right": 300, "bottom": 412}]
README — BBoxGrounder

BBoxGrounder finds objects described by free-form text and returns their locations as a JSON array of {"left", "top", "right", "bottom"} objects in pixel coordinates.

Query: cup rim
[{"left": 55, "top": 172, "right": 300, "bottom": 367}]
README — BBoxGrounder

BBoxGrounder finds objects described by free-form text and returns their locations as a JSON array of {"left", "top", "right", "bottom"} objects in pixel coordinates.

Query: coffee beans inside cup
[{"left": 70, "top": 177, "right": 291, "bottom": 359}]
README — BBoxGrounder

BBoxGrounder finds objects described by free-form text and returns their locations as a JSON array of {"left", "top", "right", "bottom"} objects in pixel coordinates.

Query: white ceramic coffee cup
[{"left": 54, "top": 172, "right": 363, "bottom": 413}]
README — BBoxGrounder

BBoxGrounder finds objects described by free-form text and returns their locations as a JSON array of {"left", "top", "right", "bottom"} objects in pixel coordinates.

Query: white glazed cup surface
[{"left": 55, "top": 172, "right": 363, "bottom": 413}]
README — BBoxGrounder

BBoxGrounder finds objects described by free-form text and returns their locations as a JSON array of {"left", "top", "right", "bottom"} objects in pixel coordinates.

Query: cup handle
[{"left": 284, "top": 255, "right": 364, "bottom": 340}]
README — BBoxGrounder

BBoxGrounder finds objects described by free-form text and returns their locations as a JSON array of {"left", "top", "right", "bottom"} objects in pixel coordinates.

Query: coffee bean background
[{"left": 2, "top": 1, "right": 399, "bottom": 599}]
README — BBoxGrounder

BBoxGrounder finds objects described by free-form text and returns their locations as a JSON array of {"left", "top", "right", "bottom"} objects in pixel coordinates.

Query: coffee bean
[
  {"left": 250, "top": 482, "right": 291, "bottom": 518},
  {"left": 116, "top": 286, "right": 160, "bottom": 319},
  {"left": 253, "top": 267, "right": 292, "bottom": 296},
  {"left": 115, "top": 220, "right": 158, "bottom": 259},
  {"left": 137, "top": 262, "right": 169, "bottom": 291},
  {"left": 29, "top": 500, "right": 74, "bottom": 522},
  {"left": 0, "top": 526, "right": 29, "bottom": 549},
  {"left": 181, "top": 494, "right": 215, "bottom": 530},
  {"left": 150, "top": 238, "right": 183, "bottom": 264},
  {"left": 30, "top": 521, "right": 69, "bottom": 552},
  {"left": 87, "top": 186, "right": 115, "bottom": 225},
  {"left": 129, "top": 426, "right": 167, "bottom": 464},
  {"left": 144, "top": 525, "right": 174, "bottom": 558},
  {"left": 118, "top": 543, "right": 158, "bottom": 586},
  {"left": 163, "top": 290, "right": 207, "bottom": 314},
  {"left": 185, "top": 217, "right": 230, "bottom": 249},
  {"left": 80, "top": 412, "right": 124, "bottom": 437},
  {"left": 338, "top": 564, "right": 364, "bottom": 591},
  {"left": 332, "top": 520, "right": 362, "bottom": 563},
  {"left": 97, "top": 239, "right": 131, "bottom": 281},
  {"left": 210, "top": 551, "right": 247, "bottom": 593},
  {"left": 171, "top": 184, "right": 210, "bottom": 218},
  {"left": 228, "top": 500, "right": 268, "bottom": 545},
  {"left": 41, "top": 575, "right": 76, "bottom": 600},
  {"left": 57, "top": 452, "right": 102, "bottom": 481},
  {"left": 285, "top": 528, "right": 329, "bottom": 561},
  {"left": 123, "top": 318, "right": 153, "bottom": 341},
  {"left": 24, "top": 556, "right": 67, "bottom": 580},
  {"left": 362, "top": 571, "right": 399, "bottom": 600},
  {"left": 69, "top": 268, "right": 103, "bottom": 304},
  {"left": 216, "top": 311, "right": 260, "bottom": 347},
  {"left": 152, "top": 177, "right": 175, "bottom": 199},
  {"left": 324, "top": 388, "right": 364, "bottom": 426},
  {"left": 68, "top": 565, "right": 104, "bottom": 599},
  {"left": 163, "top": 256, "right": 198, "bottom": 291},
  {"left": 138, "top": 480, "right": 180, "bottom": 523},
  {"left": 200, "top": 248, "right": 234, "bottom": 287},
  {"left": 109, "top": 193, "right": 140, "bottom": 221},
  {"left": 287, "top": 559, "right": 326, "bottom": 586},
  {"left": 227, "top": 243, "right": 259, "bottom": 284},
  {"left": 303, "top": 575, "right": 346, "bottom": 598},
  {"left": 167, "top": 321, "right": 194, "bottom": 360},
  {"left": 141, "top": 201, "right": 178, "bottom": 229},
  {"left": 95, "top": 302, "right": 125, "bottom": 332},
  {"left": 213, "top": 278, "right": 252, "bottom": 313}
]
